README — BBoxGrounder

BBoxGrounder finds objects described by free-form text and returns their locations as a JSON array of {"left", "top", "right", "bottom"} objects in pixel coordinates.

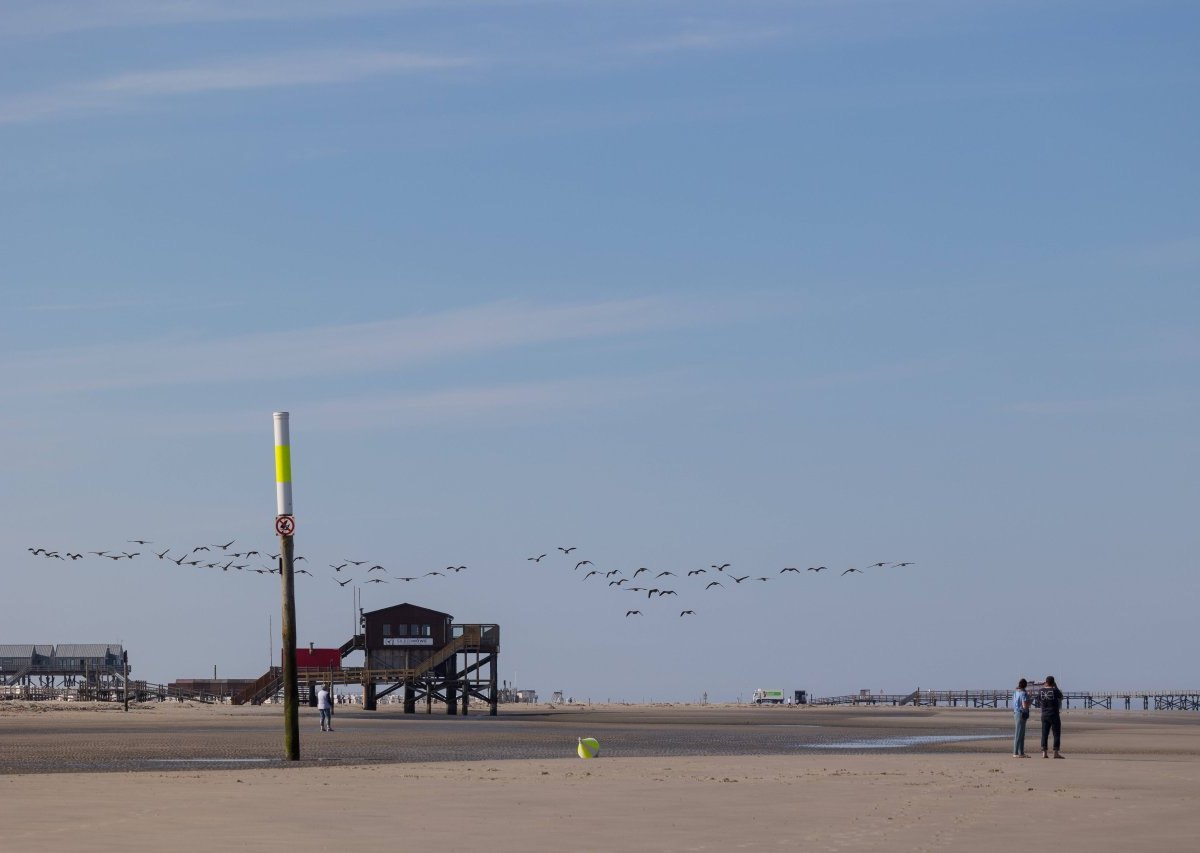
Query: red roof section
[{"left": 294, "top": 648, "right": 341, "bottom": 670}]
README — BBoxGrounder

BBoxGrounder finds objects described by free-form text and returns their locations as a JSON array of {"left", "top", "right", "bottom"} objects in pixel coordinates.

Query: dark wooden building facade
[
  {"left": 233, "top": 602, "right": 499, "bottom": 712},
  {"left": 359, "top": 602, "right": 499, "bottom": 715}
]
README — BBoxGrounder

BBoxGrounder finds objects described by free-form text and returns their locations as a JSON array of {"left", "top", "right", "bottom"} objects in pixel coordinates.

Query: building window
[
  {"left": 382, "top": 624, "right": 391, "bottom": 636},
  {"left": 397, "top": 624, "right": 408, "bottom": 636},
  {"left": 422, "top": 624, "right": 431, "bottom": 637}
]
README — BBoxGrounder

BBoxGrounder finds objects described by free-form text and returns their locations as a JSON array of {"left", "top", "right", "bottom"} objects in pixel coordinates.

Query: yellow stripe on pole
[{"left": 275, "top": 444, "right": 292, "bottom": 483}]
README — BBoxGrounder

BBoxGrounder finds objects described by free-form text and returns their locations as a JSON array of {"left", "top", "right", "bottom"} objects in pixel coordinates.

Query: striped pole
[
  {"left": 274, "top": 413, "right": 293, "bottom": 517},
  {"left": 273, "top": 412, "right": 299, "bottom": 761}
]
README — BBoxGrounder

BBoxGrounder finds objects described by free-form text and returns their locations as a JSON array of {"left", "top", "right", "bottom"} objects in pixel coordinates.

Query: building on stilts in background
[{"left": 234, "top": 602, "right": 500, "bottom": 714}]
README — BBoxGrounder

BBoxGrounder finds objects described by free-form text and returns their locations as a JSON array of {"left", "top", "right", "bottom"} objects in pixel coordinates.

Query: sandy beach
[{"left": 1, "top": 702, "right": 1198, "bottom": 851}]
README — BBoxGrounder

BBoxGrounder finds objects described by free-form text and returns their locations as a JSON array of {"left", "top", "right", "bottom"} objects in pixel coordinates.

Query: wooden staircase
[{"left": 231, "top": 667, "right": 283, "bottom": 706}]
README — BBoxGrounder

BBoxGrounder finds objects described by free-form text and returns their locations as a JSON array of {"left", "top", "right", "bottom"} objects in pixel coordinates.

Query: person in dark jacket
[{"left": 1037, "top": 675, "right": 1065, "bottom": 758}]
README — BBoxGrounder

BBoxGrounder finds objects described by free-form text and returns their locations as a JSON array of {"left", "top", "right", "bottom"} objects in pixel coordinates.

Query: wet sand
[{"left": 1, "top": 702, "right": 1198, "bottom": 850}]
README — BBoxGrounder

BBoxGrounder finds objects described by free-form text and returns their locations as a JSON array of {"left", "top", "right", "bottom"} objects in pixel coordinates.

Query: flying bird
[
  {"left": 656, "top": 571, "right": 676, "bottom": 578},
  {"left": 558, "top": 547, "right": 577, "bottom": 554},
  {"left": 330, "top": 563, "right": 347, "bottom": 572},
  {"left": 706, "top": 581, "right": 723, "bottom": 589},
  {"left": 680, "top": 610, "right": 696, "bottom": 617},
  {"left": 808, "top": 566, "right": 828, "bottom": 573},
  {"left": 128, "top": 539, "right": 153, "bottom": 545},
  {"left": 687, "top": 569, "right": 706, "bottom": 576},
  {"left": 345, "top": 560, "right": 367, "bottom": 566},
  {"left": 583, "top": 571, "right": 599, "bottom": 579},
  {"left": 868, "top": 562, "right": 889, "bottom": 569},
  {"left": 730, "top": 575, "right": 749, "bottom": 584},
  {"left": 528, "top": 554, "right": 547, "bottom": 563},
  {"left": 712, "top": 563, "right": 731, "bottom": 571},
  {"left": 575, "top": 560, "right": 593, "bottom": 570},
  {"left": 842, "top": 567, "right": 862, "bottom": 576},
  {"left": 605, "top": 570, "right": 621, "bottom": 577},
  {"left": 892, "top": 562, "right": 915, "bottom": 567},
  {"left": 625, "top": 610, "right": 641, "bottom": 617},
  {"left": 368, "top": 566, "right": 386, "bottom": 572},
  {"left": 335, "top": 578, "right": 352, "bottom": 587},
  {"left": 609, "top": 579, "right": 628, "bottom": 587},
  {"left": 155, "top": 548, "right": 171, "bottom": 559},
  {"left": 633, "top": 568, "right": 649, "bottom": 577},
  {"left": 780, "top": 567, "right": 800, "bottom": 573},
  {"left": 366, "top": 578, "right": 388, "bottom": 584},
  {"left": 215, "top": 540, "right": 236, "bottom": 550}
]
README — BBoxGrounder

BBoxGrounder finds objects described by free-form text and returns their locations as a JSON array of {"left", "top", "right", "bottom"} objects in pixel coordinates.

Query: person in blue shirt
[{"left": 1012, "top": 678, "right": 1031, "bottom": 757}]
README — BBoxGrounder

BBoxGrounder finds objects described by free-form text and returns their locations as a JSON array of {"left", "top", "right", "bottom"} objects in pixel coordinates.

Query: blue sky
[{"left": 2, "top": 0, "right": 1197, "bottom": 700}]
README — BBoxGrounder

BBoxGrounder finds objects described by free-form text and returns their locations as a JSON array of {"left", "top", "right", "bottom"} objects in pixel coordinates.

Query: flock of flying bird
[
  {"left": 25, "top": 540, "right": 914, "bottom": 622},
  {"left": 24, "top": 541, "right": 467, "bottom": 588},
  {"left": 527, "top": 547, "right": 915, "bottom": 619}
]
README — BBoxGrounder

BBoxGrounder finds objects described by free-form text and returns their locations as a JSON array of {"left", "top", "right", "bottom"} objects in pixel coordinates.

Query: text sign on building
[{"left": 383, "top": 637, "right": 434, "bottom": 646}]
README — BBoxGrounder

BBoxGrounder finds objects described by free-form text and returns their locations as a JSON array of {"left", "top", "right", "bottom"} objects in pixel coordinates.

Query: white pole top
[{"left": 273, "top": 412, "right": 293, "bottom": 516}]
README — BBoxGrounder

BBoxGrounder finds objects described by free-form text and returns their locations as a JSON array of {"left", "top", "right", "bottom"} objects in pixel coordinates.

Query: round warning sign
[{"left": 275, "top": 514, "right": 296, "bottom": 537}]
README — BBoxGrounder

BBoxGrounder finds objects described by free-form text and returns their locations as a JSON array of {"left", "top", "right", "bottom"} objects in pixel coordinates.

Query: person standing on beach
[
  {"left": 317, "top": 684, "right": 334, "bottom": 732},
  {"left": 1037, "top": 675, "right": 1064, "bottom": 758},
  {"left": 1012, "top": 678, "right": 1031, "bottom": 757}
]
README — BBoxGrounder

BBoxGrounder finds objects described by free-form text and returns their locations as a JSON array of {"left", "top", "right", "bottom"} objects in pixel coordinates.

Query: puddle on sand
[
  {"left": 799, "top": 734, "right": 1005, "bottom": 750},
  {"left": 146, "top": 763, "right": 277, "bottom": 767}
]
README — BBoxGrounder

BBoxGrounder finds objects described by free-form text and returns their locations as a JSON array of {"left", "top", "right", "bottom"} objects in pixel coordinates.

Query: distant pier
[{"left": 809, "top": 689, "right": 1200, "bottom": 710}]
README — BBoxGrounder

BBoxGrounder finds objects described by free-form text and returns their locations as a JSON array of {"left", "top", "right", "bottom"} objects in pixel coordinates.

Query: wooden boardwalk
[{"left": 809, "top": 689, "right": 1200, "bottom": 710}]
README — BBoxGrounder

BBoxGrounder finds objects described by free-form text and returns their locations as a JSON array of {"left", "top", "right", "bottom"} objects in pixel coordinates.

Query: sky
[{"left": 2, "top": 0, "right": 1197, "bottom": 702}]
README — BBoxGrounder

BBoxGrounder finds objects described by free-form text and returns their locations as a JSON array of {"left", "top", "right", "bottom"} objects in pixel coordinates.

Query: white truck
[{"left": 752, "top": 688, "right": 786, "bottom": 705}]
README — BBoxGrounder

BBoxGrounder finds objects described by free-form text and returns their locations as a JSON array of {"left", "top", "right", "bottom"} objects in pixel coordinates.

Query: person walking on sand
[
  {"left": 1037, "top": 675, "right": 1064, "bottom": 758},
  {"left": 317, "top": 683, "right": 334, "bottom": 732},
  {"left": 1012, "top": 678, "right": 1031, "bottom": 757}
]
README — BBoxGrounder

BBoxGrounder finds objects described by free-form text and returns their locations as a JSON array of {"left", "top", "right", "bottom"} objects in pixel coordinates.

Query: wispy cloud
[
  {"left": 2, "top": 0, "right": 435, "bottom": 36},
  {"left": 0, "top": 49, "right": 473, "bottom": 125},
  {"left": 138, "top": 373, "right": 679, "bottom": 436},
  {"left": 1, "top": 297, "right": 705, "bottom": 396},
  {"left": 25, "top": 300, "right": 147, "bottom": 312},
  {"left": 623, "top": 22, "right": 787, "bottom": 57},
  {"left": 1001, "top": 397, "right": 1136, "bottom": 416},
  {"left": 1121, "top": 235, "right": 1200, "bottom": 270}
]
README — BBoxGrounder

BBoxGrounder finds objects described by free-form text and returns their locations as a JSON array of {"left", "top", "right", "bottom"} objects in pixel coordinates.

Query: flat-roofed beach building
[{"left": 1, "top": 642, "right": 126, "bottom": 697}]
